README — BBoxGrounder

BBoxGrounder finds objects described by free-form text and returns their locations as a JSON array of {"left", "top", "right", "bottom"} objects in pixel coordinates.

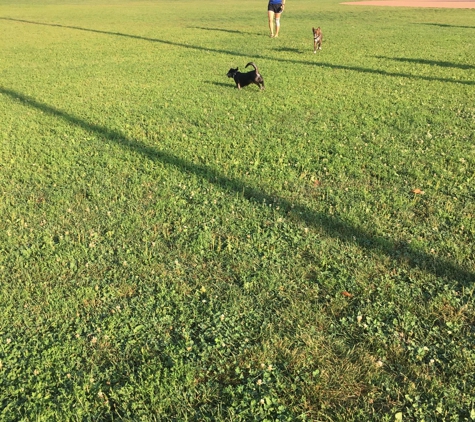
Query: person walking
[{"left": 268, "top": 0, "right": 285, "bottom": 37}]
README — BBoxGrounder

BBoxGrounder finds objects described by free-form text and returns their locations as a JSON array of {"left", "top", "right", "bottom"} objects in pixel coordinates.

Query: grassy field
[{"left": 0, "top": 0, "right": 474, "bottom": 420}]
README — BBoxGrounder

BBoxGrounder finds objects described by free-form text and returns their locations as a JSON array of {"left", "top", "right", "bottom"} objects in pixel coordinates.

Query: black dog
[{"left": 227, "top": 62, "right": 264, "bottom": 90}]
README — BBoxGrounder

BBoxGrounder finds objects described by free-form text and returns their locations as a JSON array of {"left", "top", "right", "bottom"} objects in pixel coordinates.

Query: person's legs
[
  {"left": 274, "top": 11, "right": 282, "bottom": 37},
  {"left": 268, "top": 10, "right": 275, "bottom": 37}
]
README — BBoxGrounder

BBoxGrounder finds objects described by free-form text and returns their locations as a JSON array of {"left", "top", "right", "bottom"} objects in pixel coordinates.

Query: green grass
[{"left": 0, "top": 0, "right": 474, "bottom": 420}]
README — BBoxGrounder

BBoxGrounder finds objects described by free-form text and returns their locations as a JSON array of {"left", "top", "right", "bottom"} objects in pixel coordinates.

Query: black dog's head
[{"left": 227, "top": 68, "right": 239, "bottom": 78}]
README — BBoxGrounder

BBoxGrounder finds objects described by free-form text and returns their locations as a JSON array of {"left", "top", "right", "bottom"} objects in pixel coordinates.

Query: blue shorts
[{"left": 268, "top": 3, "right": 283, "bottom": 13}]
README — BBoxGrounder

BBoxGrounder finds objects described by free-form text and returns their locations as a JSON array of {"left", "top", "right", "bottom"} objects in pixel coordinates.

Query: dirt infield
[{"left": 341, "top": 0, "right": 475, "bottom": 8}]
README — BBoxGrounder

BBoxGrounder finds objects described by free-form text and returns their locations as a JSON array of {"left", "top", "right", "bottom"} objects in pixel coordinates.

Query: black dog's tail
[{"left": 245, "top": 62, "right": 259, "bottom": 72}]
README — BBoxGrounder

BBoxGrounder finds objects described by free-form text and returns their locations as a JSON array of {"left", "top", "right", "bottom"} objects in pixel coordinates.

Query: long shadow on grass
[
  {"left": 1, "top": 85, "right": 473, "bottom": 286},
  {"left": 420, "top": 23, "right": 475, "bottom": 30},
  {"left": 1, "top": 17, "right": 474, "bottom": 86},
  {"left": 375, "top": 56, "right": 475, "bottom": 71},
  {"left": 190, "top": 26, "right": 262, "bottom": 36}
]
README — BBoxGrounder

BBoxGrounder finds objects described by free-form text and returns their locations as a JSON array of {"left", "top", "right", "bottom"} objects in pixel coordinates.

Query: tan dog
[{"left": 313, "top": 27, "right": 322, "bottom": 52}]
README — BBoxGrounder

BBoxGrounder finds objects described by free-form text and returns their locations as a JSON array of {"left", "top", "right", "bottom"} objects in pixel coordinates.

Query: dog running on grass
[
  {"left": 227, "top": 62, "right": 265, "bottom": 90},
  {"left": 313, "top": 27, "right": 322, "bottom": 52}
]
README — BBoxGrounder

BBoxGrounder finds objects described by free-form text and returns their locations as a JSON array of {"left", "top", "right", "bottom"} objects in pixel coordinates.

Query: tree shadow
[
  {"left": 1, "top": 17, "right": 474, "bottom": 86},
  {"left": 375, "top": 56, "right": 475, "bottom": 71},
  {"left": 1, "top": 86, "right": 473, "bottom": 286},
  {"left": 420, "top": 23, "right": 475, "bottom": 30},
  {"left": 190, "top": 26, "right": 262, "bottom": 36}
]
